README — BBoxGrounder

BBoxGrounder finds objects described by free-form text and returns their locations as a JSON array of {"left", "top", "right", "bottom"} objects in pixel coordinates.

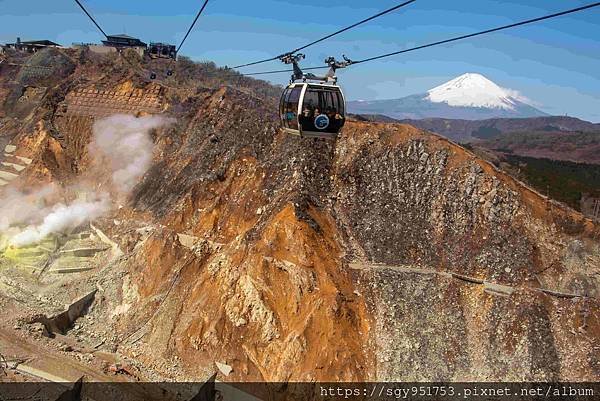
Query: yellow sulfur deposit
[
  {"left": 1, "top": 233, "right": 58, "bottom": 273},
  {"left": 1, "top": 229, "right": 110, "bottom": 275}
]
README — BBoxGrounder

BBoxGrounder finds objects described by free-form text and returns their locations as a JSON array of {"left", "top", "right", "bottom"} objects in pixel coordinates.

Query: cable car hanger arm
[{"left": 279, "top": 53, "right": 353, "bottom": 84}]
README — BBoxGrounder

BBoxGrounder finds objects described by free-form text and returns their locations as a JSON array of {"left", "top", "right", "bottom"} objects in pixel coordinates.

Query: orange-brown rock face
[
  {"left": 1, "top": 48, "right": 598, "bottom": 382},
  {"left": 118, "top": 203, "right": 369, "bottom": 381}
]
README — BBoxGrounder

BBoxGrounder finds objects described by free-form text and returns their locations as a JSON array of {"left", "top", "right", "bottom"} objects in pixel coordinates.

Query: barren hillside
[{"left": 0, "top": 47, "right": 599, "bottom": 384}]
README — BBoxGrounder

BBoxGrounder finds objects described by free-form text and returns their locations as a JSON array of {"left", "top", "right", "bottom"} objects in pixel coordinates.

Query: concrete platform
[
  {"left": 0, "top": 169, "right": 18, "bottom": 181},
  {"left": 15, "top": 363, "right": 72, "bottom": 382},
  {"left": 49, "top": 254, "right": 94, "bottom": 273},
  {"left": 177, "top": 233, "right": 198, "bottom": 248},
  {"left": 16, "top": 155, "right": 32, "bottom": 165},
  {"left": 70, "top": 232, "right": 92, "bottom": 240},
  {"left": 49, "top": 265, "right": 95, "bottom": 274},
  {"left": 2, "top": 161, "right": 26, "bottom": 172},
  {"left": 1, "top": 151, "right": 33, "bottom": 166},
  {"left": 6, "top": 257, "right": 50, "bottom": 275},
  {"left": 59, "top": 247, "right": 108, "bottom": 257},
  {"left": 47, "top": 234, "right": 111, "bottom": 273},
  {"left": 59, "top": 237, "right": 109, "bottom": 257}
]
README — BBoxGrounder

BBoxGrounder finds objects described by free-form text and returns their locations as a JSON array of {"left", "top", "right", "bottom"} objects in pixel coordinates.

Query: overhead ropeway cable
[
  {"left": 177, "top": 0, "right": 211, "bottom": 53},
  {"left": 243, "top": 65, "right": 326, "bottom": 76},
  {"left": 243, "top": 1, "right": 600, "bottom": 76},
  {"left": 232, "top": 0, "right": 417, "bottom": 69},
  {"left": 353, "top": 1, "right": 600, "bottom": 65},
  {"left": 73, "top": 0, "right": 108, "bottom": 38}
]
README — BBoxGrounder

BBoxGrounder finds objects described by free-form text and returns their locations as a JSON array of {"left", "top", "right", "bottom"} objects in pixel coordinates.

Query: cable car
[
  {"left": 149, "top": 43, "right": 177, "bottom": 60},
  {"left": 278, "top": 54, "right": 352, "bottom": 139}
]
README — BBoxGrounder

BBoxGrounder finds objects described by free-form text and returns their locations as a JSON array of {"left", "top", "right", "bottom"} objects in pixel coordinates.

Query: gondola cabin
[
  {"left": 149, "top": 42, "right": 177, "bottom": 60},
  {"left": 279, "top": 81, "right": 345, "bottom": 139}
]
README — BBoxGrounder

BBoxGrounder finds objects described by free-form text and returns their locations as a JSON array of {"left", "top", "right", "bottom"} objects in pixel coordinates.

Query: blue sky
[{"left": 1, "top": 0, "right": 599, "bottom": 121}]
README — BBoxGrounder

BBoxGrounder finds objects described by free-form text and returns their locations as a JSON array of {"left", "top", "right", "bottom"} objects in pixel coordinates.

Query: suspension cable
[
  {"left": 177, "top": 0, "right": 210, "bottom": 53},
  {"left": 354, "top": 1, "right": 600, "bottom": 64},
  {"left": 244, "top": 66, "right": 327, "bottom": 76},
  {"left": 73, "top": 0, "right": 108, "bottom": 38},
  {"left": 243, "top": 2, "right": 600, "bottom": 76},
  {"left": 232, "top": 0, "right": 417, "bottom": 69}
]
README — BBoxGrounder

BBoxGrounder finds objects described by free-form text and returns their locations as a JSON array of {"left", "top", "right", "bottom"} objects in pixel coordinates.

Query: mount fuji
[{"left": 348, "top": 73, "right": 548, "bottom": 120}]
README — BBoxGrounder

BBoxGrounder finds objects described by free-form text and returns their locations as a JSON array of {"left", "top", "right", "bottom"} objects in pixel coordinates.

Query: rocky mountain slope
[
  {"left": 397, "top": 115, "right": 600, "bottom": 145},
  {"left": 348, "top": 73, "right": 547, "bottom": 120},
  {"left": 0, "top": 47, "right": 599, "bottom": 385},
  {"left": 477, "top": 130, "right": 600, "bottom": 164},
  {"left": 354, "top": 114, "right": 600, "bottom": 144}
]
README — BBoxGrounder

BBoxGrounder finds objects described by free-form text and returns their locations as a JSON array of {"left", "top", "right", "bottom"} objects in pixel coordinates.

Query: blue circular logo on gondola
[{"left": 314, "top": 114, "right": 330, "bottom": 130}]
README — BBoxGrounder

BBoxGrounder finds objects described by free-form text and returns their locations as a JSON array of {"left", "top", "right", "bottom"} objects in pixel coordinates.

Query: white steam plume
[
  {"left": 0, "top": 184, "right": 58, "bottom": 232},
  {"left": 10, "top": 196, "right": 110, "bottom": 247},
  {"left": 91, "top": 114, "right": 171, "bottom": 193},
  {"left": 2, "top": 114, "right": 171, "bottom": 247}
]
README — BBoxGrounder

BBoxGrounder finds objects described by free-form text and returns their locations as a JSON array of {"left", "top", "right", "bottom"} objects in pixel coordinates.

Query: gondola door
[
  {"left": 298, "top": 85, "right": 345, "bottom": 138},
  {"left": 280, "top": 84, "right": 304, "bottom": 135}
]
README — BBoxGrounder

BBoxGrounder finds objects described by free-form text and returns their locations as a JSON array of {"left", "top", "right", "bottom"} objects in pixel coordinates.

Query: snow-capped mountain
[
  {"left": 348, "top": 73, "right": 547, "bottom": 120},
  {"left": 426, "top": 73, "right": 522, "bottom": 109}
]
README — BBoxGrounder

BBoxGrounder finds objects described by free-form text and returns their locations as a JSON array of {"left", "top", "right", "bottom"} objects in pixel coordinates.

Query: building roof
[
  {"left": 106, "top": 34, "right": 138, "bottom": 39},
  {"left": 103, "top": 34, "right": 147, "bottom": 47},
  {"left": 9, "top": 40, "right": 61, "bottom": 46}
]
